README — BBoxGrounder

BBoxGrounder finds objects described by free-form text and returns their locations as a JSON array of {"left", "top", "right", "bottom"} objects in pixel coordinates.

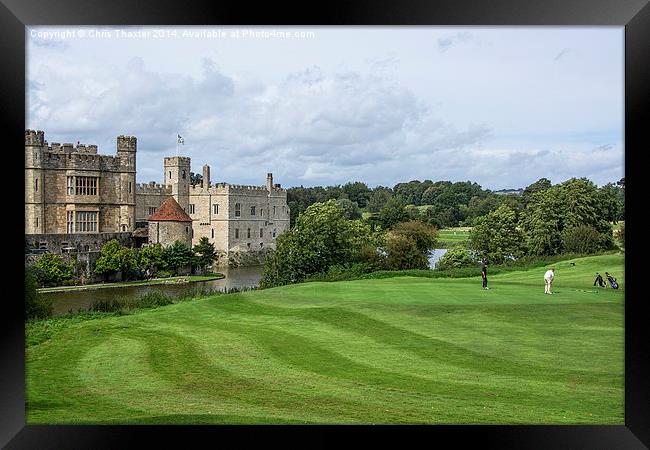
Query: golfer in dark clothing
[{"left": 482, "top": 264, "right": 489, "bottom": 290}]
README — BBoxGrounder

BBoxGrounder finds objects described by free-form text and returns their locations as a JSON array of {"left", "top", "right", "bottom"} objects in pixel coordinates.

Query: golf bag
[
  {"left": 606, "top": 274, "right": 619, "bottom": 289},
  {"left": 594, "top": 273, "right": 605, "bottom": 288}
]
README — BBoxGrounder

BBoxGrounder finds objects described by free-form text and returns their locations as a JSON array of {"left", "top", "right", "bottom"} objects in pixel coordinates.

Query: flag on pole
[{"left": 177, "top": 134, "right": 184, "bottom": 145}]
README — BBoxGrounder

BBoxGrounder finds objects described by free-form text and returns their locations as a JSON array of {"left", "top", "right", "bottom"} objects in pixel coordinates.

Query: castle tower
[
  {"left": 25, "top": 130, "right": 46, "bottom": 234},
  {"left": 164, "top": 156, "right": 191, "bottom": 213},
  {"left": 266, "top": 173, "right": 273, "bottom": 192},
  {"left": 116, "top": 135, "right": 137, "bottom": 232},
  {"left": 148, "top": 196, "right": 193, "bottom": 248},
  {"left": 202, "top": 164, "right": 211, "bottom": 188}
]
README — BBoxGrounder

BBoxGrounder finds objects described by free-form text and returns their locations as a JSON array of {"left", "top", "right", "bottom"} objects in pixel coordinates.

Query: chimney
[
  {"left": 202, "top": 164, "right": 211, "bottom": 188},
  {"left": 266, "top": 172, "right": 273, "bottom": 191}
]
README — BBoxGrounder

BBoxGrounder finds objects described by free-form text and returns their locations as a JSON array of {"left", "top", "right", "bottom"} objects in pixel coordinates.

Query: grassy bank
[
  {"left": 37, "top": 273, "right": 225, "bottom": 293},
  {"left": 26, "top": 253, "right": 623, "bottom": 424}
]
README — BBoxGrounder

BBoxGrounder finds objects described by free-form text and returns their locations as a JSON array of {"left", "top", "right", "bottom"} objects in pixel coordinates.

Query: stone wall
[{"left": 25, "top": 232, "right": 132, "bottom": 254}]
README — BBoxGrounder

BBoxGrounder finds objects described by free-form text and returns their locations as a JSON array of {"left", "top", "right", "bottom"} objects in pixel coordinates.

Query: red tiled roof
[{"left": 148, "top": 197, "right": 192, "bottom": 222}]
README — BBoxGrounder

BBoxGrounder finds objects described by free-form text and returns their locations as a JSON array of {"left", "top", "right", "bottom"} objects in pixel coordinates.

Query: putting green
[{"left": 26, "top": 253, "right": 624, "bottom": 424}]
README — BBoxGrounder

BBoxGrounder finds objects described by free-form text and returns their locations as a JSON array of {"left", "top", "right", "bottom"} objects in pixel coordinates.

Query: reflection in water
[{"left": 43, "top": 266, "right": 263, "bottom": 316}]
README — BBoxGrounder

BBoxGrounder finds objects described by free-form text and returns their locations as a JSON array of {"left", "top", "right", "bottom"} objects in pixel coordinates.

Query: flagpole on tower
[{"left": 176, "top": 133, "right": 184, "bottom": 156}]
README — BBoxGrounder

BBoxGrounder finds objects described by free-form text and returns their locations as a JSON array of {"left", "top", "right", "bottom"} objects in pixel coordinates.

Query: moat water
[{"left": 43, "top": 265, "right": 263, "bottom": 316}]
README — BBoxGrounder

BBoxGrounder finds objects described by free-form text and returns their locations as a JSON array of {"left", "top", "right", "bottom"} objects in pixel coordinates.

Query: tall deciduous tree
[
  {"left": 469, "top": 205, "right": 524, "bottom": 264},
  {"left": 260, "top": 200, "right": 379, "bottom": 288}
]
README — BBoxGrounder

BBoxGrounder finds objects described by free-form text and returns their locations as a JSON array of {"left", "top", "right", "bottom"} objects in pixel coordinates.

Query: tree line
[
  {"left": 263, "top": 176, "right": 624, "bottom": 288},
  {"left": 29, "top": 237, "right": 221, "bottom": 288},
  {"left": 287, "top": 177, "right": 625, "bottom": 229}
]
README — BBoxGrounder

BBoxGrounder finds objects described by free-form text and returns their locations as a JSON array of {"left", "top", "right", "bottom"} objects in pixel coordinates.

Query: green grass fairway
[
  {"left": 438, "top": 227, "right": 471, "bottom": 245},
  {"left": 26, "top": 254, "right": 624, "bottom": 424}
]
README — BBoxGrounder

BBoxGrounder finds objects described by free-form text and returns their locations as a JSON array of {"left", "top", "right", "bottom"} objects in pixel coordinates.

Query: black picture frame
[{"left": 2, "top": 0, "right": 648, "bottom": 447}]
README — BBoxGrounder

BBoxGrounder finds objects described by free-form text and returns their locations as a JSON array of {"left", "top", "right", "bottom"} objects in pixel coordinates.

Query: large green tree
[
  {"left": 136, "top": 243, "right": 167, "bottom": 274},
  {"left": 94, "top": 240, "right": 136, "bottom": 279},
  {"left": 377, "top": 198, "right": 409, "bottom": 229},
  {"left": 469, "top": 205, "right": 524, "bottom": 264},
  {"left": 519, "top": 178, "right": 614, "bottom": 255},
  {"left": 164, "top": 241, "right": 194, "bottom": 275},
  {"left": 260, "top": 200, "right": 379, "bottom": 288}
]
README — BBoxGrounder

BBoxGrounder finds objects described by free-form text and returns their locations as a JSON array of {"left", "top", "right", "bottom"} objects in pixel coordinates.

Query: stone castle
[{"left": 24, "top": 130, "right": 290, "bottom": 265}]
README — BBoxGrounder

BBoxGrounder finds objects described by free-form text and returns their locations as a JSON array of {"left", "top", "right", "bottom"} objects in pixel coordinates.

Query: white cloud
[{"left": 26, "top": 26, "right": 624, "bottom": 190}]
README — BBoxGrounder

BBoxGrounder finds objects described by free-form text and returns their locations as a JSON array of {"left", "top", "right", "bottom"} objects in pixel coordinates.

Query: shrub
[
  {"left": 155, "top": 270, "right": 173, "bottom": 278},
  {"left": 33, "top": 254, "right": 75, "bottom": 287},
  {"left": 25, "top": 266, "right": 52, "bottom": 320},
  {"left": 384, "top": 233, "right": 428, "bottom": 270},
  {"left": 561, "top": 225, "right": 608, "bottom": 254},
  {"left": 94, "top": 240, "right": 136, "bottom": 279},
  {"left": 436, "top": 246, "right": 476, "bottom": 271}
]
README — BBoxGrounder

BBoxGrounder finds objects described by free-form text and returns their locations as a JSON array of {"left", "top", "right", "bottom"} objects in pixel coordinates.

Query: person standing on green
[
  {"left": 544, "top": 268, "right": 555, "bottom": 294},
  {"left": 481, "top": 263, "right": 489, "bottom": 290}
]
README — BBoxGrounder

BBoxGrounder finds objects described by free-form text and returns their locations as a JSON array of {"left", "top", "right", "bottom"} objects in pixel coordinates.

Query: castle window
[
  {"left": 73, "top": 176, "right": 98, "bottom": 196},
  {"left": 211, "top": 228, "right": 214, "bottom": 238},
  {"left": 148, "top": 207, "right": 157, "bottom": 215},
  {"left": 67, "top": 211, "right": 73, "bottom": 233},
  {"left": 273, "top": 228, "right": 277, "bottom": 238},
  {"left": 182, "top": 170, "right": 186, "bottom": 180},
  {"left": 75, "top": 211, "right": 98, "bottom": 233},
  {"left": 189, "top": 204, "right": 195, "bottom": 214},
  {"left": 169, "top": 171, "right": 172, "bottom": 179},
  {"left": 67, "top": 177, "right": 74, "bottom": 195},
  {"left": 235, "top": 203, "right": 241, "bottom": 217},
  {"left": 250, "top": 206, "right": 256, "bottom": 216},
  {"left": 273, "top": 206, "right": 276, "bottom": 216},
  {"left": 235, "top": 228, "right": 239, "bottom": 239},
  {"left": 186, "top": 226, "right": 189, "bottom": 234},
  {"left": 213, "top": 204, "right": 218, "bottom": 214},
  {"left": 247, "top": 228, "right": 251, "bottom": 238},
  {"left": 128, "top": 181, "right": 132, "bottom": 193},
  {"left": 35, "top": 178, "right": 38, "bottom": 192},
  {"left": 247, "top": 243, "right": 251, "bottom": 249},
  {"left": 260, "top": 228, "right": 263, "bottom": 238}
]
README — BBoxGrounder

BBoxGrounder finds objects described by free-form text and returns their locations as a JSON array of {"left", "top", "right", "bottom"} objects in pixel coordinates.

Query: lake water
[
  {"left": 429, "top": 248, "right": 448, "bottom": 269},
  {"left": 43, "top": 265, "right": 263, "bottom": 316}
]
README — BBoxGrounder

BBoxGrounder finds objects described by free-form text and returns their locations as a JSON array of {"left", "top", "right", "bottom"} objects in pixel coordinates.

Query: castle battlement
[
  {"left": 25, "top": 129, "right": 45, "bottom": 146},
  {"left": 136, "top": 182, "right": 172, "bottom": 195},
  {"left": 26, "top": 130, "right": 134, "bottom": 172}
]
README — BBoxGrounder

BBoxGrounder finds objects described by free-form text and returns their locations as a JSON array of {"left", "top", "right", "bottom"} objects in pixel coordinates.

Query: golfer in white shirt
[{"left": 544, "top": 268, "right": 555, "bottom": 294}]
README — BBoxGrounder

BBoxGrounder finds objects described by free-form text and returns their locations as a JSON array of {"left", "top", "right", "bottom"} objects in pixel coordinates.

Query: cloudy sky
[{"left": 26, "top": 26, "right": 624, "bottom": 190}]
